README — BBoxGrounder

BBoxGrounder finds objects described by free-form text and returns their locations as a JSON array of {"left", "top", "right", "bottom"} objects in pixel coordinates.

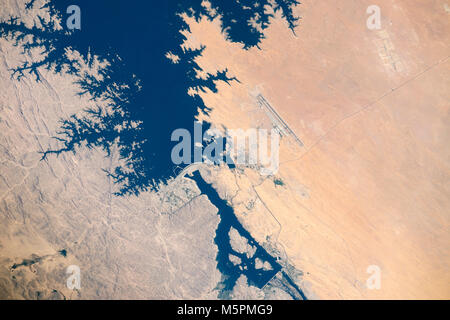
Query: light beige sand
[
  {"left": 183, "top": 0, "right": 450, "bottom": 299},
  {"left": 0, "top": 0, "right": 448, "bottom": 299}
]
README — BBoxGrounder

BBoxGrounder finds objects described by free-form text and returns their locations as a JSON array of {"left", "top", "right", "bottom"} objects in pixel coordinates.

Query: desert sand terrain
[
  {"left": 185, "top": 0, "right": 450, "bottom": 299},
  {"left": 0, "top": 1, "right": 303, "bottom": 300},
  {"left": 0, "top": 0, "right": 449, "bottom": 300},
  {"left": 0, "top": 1, "right": 226, "bottom": 299}
]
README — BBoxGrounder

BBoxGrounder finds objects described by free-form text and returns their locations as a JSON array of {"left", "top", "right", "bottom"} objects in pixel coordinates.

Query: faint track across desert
[{"left": 281, "top": 54, "right": 450, "bottom": 166}]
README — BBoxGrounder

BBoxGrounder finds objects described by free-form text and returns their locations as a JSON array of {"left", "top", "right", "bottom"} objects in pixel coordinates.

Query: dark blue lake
[{"left": 0, "top": 0, "right": 304, "bottom": 298}]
